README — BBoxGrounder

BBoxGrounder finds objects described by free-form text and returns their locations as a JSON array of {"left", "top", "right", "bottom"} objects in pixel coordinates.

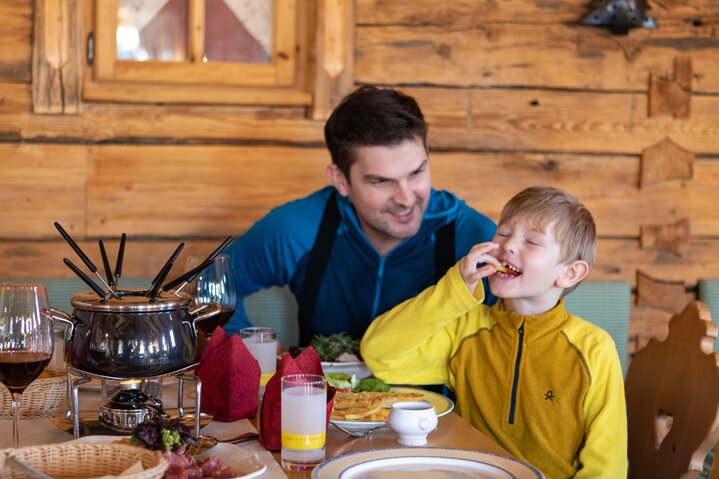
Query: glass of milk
[
  {"left": 239, "top": 326, "right": 277, "bottom": 388},
  {"left": 280, "top": 374, "right": 327, "bottom": 471}
]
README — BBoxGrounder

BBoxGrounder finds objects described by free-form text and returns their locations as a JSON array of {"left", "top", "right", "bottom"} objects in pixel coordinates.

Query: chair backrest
[
  {"left": 625, "top": 301, "right": 719, "bottom": 478},
  {"left": 564, "top": 281, "right": 631, "bottom": 376},
  {"left": 244, "top": 286, "right": 299, "bottom": 347},
  {"left": 698, "top": 280, "right": 719, "bottom": 352}
]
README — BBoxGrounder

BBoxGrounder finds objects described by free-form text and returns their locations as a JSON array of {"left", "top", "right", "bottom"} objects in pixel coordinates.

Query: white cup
[{"left": 388, "top": 401, "right": 438, "bottom": 446}]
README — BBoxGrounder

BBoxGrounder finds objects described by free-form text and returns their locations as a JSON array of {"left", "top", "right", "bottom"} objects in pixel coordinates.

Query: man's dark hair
[{"left": 324, "top": 86, "right": 428, "bottom": 179}]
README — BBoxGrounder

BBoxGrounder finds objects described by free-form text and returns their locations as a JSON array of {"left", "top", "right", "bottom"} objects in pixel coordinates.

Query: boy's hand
[{"left": 459, "top": 242, "right": 500, "bottom": 293}]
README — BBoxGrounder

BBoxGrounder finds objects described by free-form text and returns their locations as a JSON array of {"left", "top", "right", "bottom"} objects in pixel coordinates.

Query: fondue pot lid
[{"left": 71, "top": 289, "right": 192, "bottom": 312}]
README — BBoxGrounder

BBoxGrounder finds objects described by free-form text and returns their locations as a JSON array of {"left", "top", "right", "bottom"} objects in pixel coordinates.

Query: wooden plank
[
  {"left": 0, "top": 83, "right": 321, "bottom": 142},
  {"left": 356, "top": 0, "right": 719, "bottom": 26},
  {"left": 442, "top": 88, "right": 719, "bottom": 153},
  {"left": 0, "top": 239, "right": 221, "bottom": 278},
  {"left": 4, "top": 82, "right": 719, "bottom": 155},
  {"left": 32, "top": 0, "right": 83, "bottom": 114},
  {"left": 356, "top": 23, "right": 719, "bottom": 93},
  {"left": 0, "top": 144, "right": 87, "bottom": 239},
  {"left": 0, "top": 0, "right": 32, "bottom": 82},
  {"left": 85, "top": 145, "right": 331, "bottom": 237}
]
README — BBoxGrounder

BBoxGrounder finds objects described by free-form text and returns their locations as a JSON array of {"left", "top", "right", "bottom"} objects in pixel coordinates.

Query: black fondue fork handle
[
  {"left": 98, "top": 240, "right": 114, "bottom": 287},
  {"left": 63, "top": 258, "right": 108, "bottom": 300},
  {"left": 147, "top": 242, "right": 185, "bottom": 299},
  {"left": 114, "top": 233, "right": 126, "bottom": 287},
  {"left": 54, "top": 222, "right": 118, "bottom": 297},
  {"left": 161, "top": 234, "right": 232, "bottom": 293}
]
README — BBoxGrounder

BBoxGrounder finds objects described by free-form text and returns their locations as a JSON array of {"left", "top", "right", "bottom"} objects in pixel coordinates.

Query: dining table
[{"left": 0, "top": 375, "right": 516, "bottom": 479}]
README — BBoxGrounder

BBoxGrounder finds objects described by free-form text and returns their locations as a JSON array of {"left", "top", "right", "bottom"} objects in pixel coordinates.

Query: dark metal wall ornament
[{"left": 582, "top": 0, "right": 656, "bottom": 34}]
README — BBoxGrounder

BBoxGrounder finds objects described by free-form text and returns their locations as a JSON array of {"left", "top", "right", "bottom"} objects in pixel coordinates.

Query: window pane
[
  {"left": 204, "top": 0, "right": 272, "bottom": 63},
  {"left": 117, "top": 0, "right": 188, "bottom": 62}
]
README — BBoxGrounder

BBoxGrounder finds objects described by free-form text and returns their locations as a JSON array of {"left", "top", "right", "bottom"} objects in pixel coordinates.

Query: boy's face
[
  {"left": 327, "top": 136, "right": 431, "bottom": 255},
  {"left": 488, "top": 215, "right": 569, "bottom": 305}
]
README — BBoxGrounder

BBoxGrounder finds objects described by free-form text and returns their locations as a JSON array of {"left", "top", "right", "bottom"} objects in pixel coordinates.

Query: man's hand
[{"left": 458, "top": 242, "right": 500, "bottom": 293}]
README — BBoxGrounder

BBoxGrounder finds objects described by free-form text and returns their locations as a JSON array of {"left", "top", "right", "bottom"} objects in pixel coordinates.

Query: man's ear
[
  {"left": 556, "top": 260, "right": 590, "bottom": 289},
  {"left": 326, "top": 164, "right": 350, "bottom": 197}
]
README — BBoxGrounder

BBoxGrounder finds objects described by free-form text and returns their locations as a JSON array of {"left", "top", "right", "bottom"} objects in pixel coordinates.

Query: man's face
[{"left": 330, "top": 137, "right": 431, "bottom": 255}]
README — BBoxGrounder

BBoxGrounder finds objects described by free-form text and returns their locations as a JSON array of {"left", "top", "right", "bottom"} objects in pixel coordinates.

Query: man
[{"left": 225, "top": 86, "right": 496, "bottom": 345}]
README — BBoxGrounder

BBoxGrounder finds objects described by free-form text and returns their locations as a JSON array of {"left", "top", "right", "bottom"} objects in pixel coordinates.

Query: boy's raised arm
[{"left": 361, "top": 264, "right": 486, "bottom": 386}]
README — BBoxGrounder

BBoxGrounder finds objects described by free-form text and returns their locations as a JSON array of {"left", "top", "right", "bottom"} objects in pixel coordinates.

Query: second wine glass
[
  {"left": 185, "top": 253, "right": 237, "bottom": 335},
  {"left": 0, "top": 282, "right": 54, "bottom": 447}
]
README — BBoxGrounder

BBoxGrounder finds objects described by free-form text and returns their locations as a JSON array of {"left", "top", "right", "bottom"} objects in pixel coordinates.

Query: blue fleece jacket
[{"left": 225, "top": 186, "right": 496, "bottom": 339}]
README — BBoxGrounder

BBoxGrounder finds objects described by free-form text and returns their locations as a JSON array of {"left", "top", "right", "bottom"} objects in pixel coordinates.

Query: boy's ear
[
  {"left": 556, "top": 260, "right": 590, "bottom": 289},
  {"left": 326, "top": 164, "right": 350, "bottom": 197}
]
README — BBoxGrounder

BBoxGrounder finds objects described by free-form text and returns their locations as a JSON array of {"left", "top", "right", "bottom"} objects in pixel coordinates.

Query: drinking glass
[
  {"left": 240, "top": 326, "right": 277, "bottom": 388},
  {"left": 280, "top": 374, "right": 327, "bottom": 471},
  {"left": 185, "top": 254, "right": 237, "bottom": 335},
  {"left": 0, "top": 283, "right": 54, "bottom": 446}
]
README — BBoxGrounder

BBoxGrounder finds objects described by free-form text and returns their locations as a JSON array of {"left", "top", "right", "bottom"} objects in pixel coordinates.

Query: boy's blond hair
[{"left": 499, "top": 186, "right": 596, "bottom": 272}]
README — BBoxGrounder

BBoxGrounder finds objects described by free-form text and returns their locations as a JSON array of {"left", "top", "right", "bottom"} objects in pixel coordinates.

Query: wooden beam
[
  {"left": 32, "top": 0, "right": 83, "bottom": 114},
  {"left": 310, "top": 0, "right": 354, "bottom": 120}
]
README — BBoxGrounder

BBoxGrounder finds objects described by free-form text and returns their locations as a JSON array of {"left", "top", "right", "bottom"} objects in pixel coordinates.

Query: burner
[
  {"left": 98, "top": 386, "right": 163, "bottom": 433},
  {"left": 64, "top": 365, "right": 203, "bottom": 439}
]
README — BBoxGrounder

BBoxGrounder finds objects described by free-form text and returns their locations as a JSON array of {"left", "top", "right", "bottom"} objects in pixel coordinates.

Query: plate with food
[
  {"left": 311, "top": 447, "right": 544, "bottom": 479},
  {"left": 330, "top": 386, "right": 454, "bottom": 434},
  {"left": 69, "top": 417, "right": 267, "bottom": 479},
  {"left": 312, "top": 333, "right": 372, "bottom": 378}
]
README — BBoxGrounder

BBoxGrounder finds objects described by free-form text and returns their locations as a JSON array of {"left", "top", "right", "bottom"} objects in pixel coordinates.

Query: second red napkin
[
  {"left": 258, "top": 346, "right": 336, "bottom": 451},
  {"left": 196, "top": 327, "right": 260, "bottom": 421}
]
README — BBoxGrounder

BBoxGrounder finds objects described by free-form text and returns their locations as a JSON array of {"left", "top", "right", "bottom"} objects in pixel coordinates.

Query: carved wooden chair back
[{"left": 625, "top": 301, "right": 719, "bottom": 478}]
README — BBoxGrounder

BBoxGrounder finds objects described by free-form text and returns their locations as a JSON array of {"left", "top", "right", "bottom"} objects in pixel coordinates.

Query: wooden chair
[{"left": 625, "top": 301, "right": 719, "bottom": 478}]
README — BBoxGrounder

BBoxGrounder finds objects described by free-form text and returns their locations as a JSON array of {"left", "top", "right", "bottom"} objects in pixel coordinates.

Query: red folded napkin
[
  {"left": 258, "top": 346, "right": 336, "bottom": 451},
  {"left": 196, "top": 327, "right": 260, "bottom": 422}
]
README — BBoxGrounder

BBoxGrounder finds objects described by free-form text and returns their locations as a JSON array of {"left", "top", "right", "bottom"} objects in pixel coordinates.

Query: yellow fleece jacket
[{"left": 361, "top": 264, "right": 627, "bottom": 479}]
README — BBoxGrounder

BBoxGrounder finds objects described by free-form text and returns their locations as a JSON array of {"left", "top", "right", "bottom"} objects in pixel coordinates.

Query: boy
[{"left": 361, "top": 186, "right": 627, "bottom": 478}]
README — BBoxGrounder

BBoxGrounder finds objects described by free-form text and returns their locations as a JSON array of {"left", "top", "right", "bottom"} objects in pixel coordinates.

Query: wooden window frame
[{"left": 31, "top": 0, "right": 353, "bottom": 113}]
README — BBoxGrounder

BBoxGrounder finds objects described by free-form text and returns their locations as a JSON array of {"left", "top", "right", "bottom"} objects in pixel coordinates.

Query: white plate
[
  {"left": 311, "top": 447, "right": 544, "bottom": 479},
  {"left": 69, "top": 436, "right": 267, "bottom": 479},
  {"left": 322, "top": 360, "right": 372, "bottom": 379},
  {"left": 331, "top": 387, "right": 454, "bottom": 433},
  {"left": 196, "top": 442, "right": 267, "bottom": 479}
]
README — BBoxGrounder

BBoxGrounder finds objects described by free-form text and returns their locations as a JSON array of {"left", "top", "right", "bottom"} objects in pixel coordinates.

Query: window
[{"left": 76, "top": 0, "right": 352, "bottom": 109}]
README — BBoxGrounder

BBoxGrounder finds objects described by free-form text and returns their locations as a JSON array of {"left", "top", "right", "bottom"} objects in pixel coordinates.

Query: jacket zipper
[{"left": 508, "top": 323, "right": 525, "bottom": 424}]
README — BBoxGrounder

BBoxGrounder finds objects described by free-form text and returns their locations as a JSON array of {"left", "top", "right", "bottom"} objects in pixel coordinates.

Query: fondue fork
[
  {"left": 114, "top": 233, "right": 126, "bottom": 288},
  {"left": 54, "top": 222, "right": 118, "bottom": 298},
  {"left": 147, "top": 242, "right": 185, "bottom": 299},
  {"left": 162, "top": 235, "right": 233, "bottom": 294}
]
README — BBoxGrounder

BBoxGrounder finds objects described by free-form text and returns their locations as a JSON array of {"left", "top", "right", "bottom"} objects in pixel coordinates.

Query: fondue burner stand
[{"left": 65, "top": 364, "right": 203, "bottom": 438}]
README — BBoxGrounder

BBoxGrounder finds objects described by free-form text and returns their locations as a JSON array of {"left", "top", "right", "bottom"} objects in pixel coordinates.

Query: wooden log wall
[{"left": 2, "top": 0, "right": 719, "bottom": 351}]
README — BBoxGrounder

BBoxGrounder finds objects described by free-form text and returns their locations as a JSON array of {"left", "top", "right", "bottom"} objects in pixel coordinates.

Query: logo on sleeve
[{"left": 544, "top": 390, "right": 555, "bottom": 401}]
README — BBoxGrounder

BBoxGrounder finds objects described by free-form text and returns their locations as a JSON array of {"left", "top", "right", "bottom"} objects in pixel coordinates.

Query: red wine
[
  {"left": 196, "top": 308, "right": 235, "bottom": 334},
  {"left": 0, "top": 351, "right": 51, "bottom": 394}
]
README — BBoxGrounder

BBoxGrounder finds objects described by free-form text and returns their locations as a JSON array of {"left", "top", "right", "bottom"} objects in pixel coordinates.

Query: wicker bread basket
[
  {"left": 0, "top": 443, "right": 168, "bottom": 479},
  {"left": 0, "top": 372, "right": 66, "bottom": 419}
]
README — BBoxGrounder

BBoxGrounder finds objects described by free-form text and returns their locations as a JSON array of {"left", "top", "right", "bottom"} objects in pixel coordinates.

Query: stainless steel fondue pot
[{"left": 50, "top": 290, "right": 220, "bottom": 378}]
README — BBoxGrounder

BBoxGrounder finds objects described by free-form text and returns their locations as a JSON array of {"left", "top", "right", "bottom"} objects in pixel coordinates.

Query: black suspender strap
[
  {"left": 298, "top": 193, "right": 341, "bottom": 346},
  {"left": 434, "top": 220, "right": 456, "bottom": 282}
]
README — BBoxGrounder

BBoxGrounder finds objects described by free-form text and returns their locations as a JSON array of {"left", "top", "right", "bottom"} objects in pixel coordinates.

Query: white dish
[
  {"left": 311, "top": 447, "right": 544, "bottom": 479},
  {"left": 197, "top": 442, "right": 267, "bottom": 479},
  {"left": 322, "top": 360, "right": 372, "bottom": 379},
  {"left": 331, "top": 387, "right": 454, "bottom": 434},
  {"left": 68, "top": 436, "right": 267, "bottom": 479}
]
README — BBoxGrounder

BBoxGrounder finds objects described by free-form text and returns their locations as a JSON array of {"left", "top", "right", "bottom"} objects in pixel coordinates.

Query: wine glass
[
  {"left": 185, "top": 254, "right": 237, "bottom": 335},
  {"left": 0, "top": 283, "right": 54, "bottom": 446}
]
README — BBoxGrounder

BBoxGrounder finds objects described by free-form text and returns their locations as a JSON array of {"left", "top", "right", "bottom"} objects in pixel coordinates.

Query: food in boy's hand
[
  {"left": 494, "top": 265, "right": 521, "bottom": 276},
  {"left": 331, "top": 390, "right": 425, "bottom": 422}
]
